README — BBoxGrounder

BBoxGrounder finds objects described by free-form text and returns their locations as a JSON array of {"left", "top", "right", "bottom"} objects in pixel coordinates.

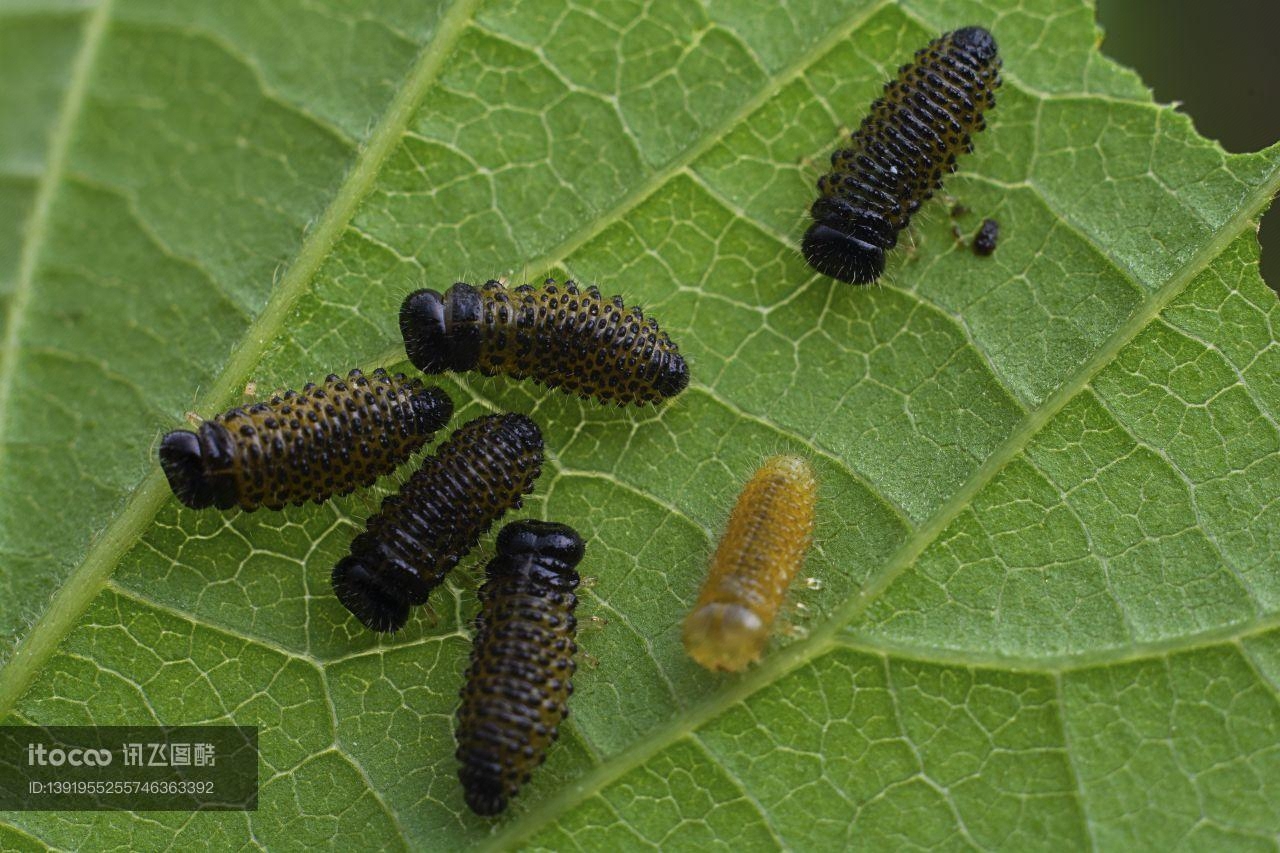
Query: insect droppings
[
  {"left": 803, "top": 26, "right": 1001, "bottom": 284},
  {"left": 331, "top": 413, "right": 543, "bottom": 633},
  {"left": 683, "top": 455, "right": 817, "bottom": 672},
  {"left": 400, "top": 279, "right": 689, "bottom": 406},
  {"left": 972, "top": 217, "right": 1000, "bottom": 256},
  {"left": 158, "top": 368, "right": 453, "bottom": 512},
  {"left": 454, "top": 520, "right": 584, "bottom": 816}
]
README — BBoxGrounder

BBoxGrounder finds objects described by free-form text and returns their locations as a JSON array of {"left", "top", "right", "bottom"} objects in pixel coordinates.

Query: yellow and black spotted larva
[
  {"left": 803, "top": 26, "right": 1001, "bottom": 284},
  {"left": 158, "top": 369, "right": 453, "bottom": 512},
  {"left": 400, "top": 279, "right": 689, "bottom": 406},
  {"left": 683, "top": 455, "right": 817, "bottom": 672},
  {"left": 331, "top": 413, "right": 544, "bottom": 633},
  {"left": 455, "top": 520, "right": 584, "bottom": 816}
]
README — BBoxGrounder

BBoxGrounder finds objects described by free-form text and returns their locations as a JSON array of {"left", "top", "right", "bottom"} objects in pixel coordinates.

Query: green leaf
[{"left": 2, "top": 0, "right": 1278, "bottom": 848}]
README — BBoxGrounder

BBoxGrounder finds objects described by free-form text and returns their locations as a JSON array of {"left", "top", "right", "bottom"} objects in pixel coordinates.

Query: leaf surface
[{"left": 1, "top": 0, "right": 1278, "bottom": 848}]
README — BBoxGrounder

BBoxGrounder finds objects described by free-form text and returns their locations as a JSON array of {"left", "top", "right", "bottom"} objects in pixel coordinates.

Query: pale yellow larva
[{"left": 683, "top": 455, "right": 817, "bottom": 672}]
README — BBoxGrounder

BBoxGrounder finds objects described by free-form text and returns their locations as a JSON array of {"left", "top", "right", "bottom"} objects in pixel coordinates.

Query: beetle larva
[
  {"left": 400, "top": 279, "right": 689, "bottom": 405},
  {"left": 158, "top": 368, "right": 453, "bottom": 511},
  {"left": 683, "top": 455, "right": 817, "bottom": 672},
  {"left": 455, "top": 520, "right": 584, "bottom": 816},
  {"left": 331, "top": 413, "right": 543, "bottom": 633},
  {"left": 803, "top": 26, "right": 1001, "bottom": 284}
]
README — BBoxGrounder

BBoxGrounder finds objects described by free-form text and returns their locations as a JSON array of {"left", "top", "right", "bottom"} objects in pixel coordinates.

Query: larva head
[
  {"left": 496, "top": 520, "right": 585, "bottom": 570},
  {"left": 682, "top": 603, "right": 768, "bottom": 673},
  {"left": 803, "top": 199, "right": 895, "bottom": 285},
  {"left": 802, "top": 223, "right": 884, "bottom": 285},
  {"left": 331, "top": 556, "right": 412, "bottom": 633},
  {"left": 400, "top": 284, "right": 484, "bottom": 374},
  {"left": 400, "top": 289, "right": 449, "bottom": 373},
  {"left": 159, "top": 421, "right": 238, "bottom": 510},
  {"left": 654, "top": 351, "right": 690, "bottom": 399},
  {"left": 951, "top": 25, "right": 998, "bottom": 62},
  {"left": 158, "top": 430, "right": 215, "bottom": 509}
]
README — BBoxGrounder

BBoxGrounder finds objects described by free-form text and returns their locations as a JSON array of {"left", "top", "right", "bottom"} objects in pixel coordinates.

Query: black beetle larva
[
  {"left": 331, "top": 413, "right": 544, "bottom": 633},
  {"left": 400, "top": 279, "right": 689, "bottom": 406},
  {"left": 455, "top": 519, "right": 584, "bottom": 816},
  {"left": 803, "top": 26, "right": 1001, "bottom": 284},
  {"left": 158, "top": 368, "right": 453, "bottom": 511}
]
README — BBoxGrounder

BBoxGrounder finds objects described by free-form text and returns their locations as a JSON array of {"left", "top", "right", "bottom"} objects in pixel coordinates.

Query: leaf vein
[
  {"left": 837, "top": 611, "right": 1280, "bottom": 672},
  {"left": 688, "top": 732, "right": 789, "bottom": 850}
]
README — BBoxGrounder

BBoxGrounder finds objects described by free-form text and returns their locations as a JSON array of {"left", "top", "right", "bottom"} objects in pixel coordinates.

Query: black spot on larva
[
  {"left": 158, "top": 369, "right": 453, "bottom": 512},
  {"left": 400, "top": 279, "right": 689, "bottom": 406},
  {"left": 972, "top": 217, "right": 1000, "bottom": 256},
  {"left": 455, "top": 520, "right": 584, "bottom": 817},
  {"left": 803, "top": 26, "right": 1001, "bottom": 284},
  {"left": 331, "top": 413, "right": 544, "bottom": 633}
]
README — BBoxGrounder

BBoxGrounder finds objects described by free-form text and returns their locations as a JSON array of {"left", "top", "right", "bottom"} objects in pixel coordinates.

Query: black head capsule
[
  {"left": 495, "top": 519, "right": 586, "bottom": 567},
  {"left": 455, "top": 520, "right": 585, "bottom": 816},
  {"left": 400, "top": 285, "right": 482, "bottom": 372},
  {"left": 158, "top": 369, "right": 453, "bottom": 511},
  {"left": 802, "top": 202, "right": 892, "bottom": 285},
  {"left": 328, "top": 553, "right": 412, "bottom": 635},
  {"left": 158, "top": 429, "right": 224, "bottom": 509},
  {"left": 399, "top": 279, "right": 689, "bottom": 406},
  {"left": 803, "top": 26, "right": 1001, "bottom": 284},
  {"left": 331, "top": 413, "right": 544, "bottom": 633}
]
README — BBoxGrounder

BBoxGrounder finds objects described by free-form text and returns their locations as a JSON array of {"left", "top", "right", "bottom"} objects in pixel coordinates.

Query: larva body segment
[
  {"left": 158, "top": 368, "right": 453, "bottom": 512},
  {"left": 683, "top": 455, "right": 817, "bottom": 672},
  {"left": 455, "top": 520, "right": 583, "bottom": 817},
  {"left": 803, "top": 26, "right": 1001, "bottom": 284},
  {"left": 331, "top": 413, "right": 544, "bottom": 633},
  {"left": 400, "top": 279, "right": 689, "bottom": 406}
]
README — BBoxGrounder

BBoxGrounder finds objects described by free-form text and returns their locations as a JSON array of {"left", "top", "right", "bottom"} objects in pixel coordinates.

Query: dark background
[{"left": 1097, "top": 0, "right": 1280, "bottom": 293}]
